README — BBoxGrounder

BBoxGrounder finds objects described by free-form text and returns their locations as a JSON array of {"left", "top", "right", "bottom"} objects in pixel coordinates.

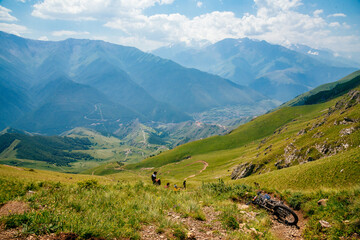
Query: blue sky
[{"left": 1, "top": 0, "right": 360, "bottom": 62}]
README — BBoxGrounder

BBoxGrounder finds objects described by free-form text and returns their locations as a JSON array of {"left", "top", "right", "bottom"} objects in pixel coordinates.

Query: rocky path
[{"left": 270, "top": 210, "right": 305, "bottom": 240}]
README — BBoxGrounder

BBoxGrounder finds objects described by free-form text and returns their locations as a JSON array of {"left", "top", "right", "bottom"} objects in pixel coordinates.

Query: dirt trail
[
  {"left": 270, "top": 209, "right": 305, "bottom": 240},
  {"left": 141, "top": 206, "right": 227, "bottom": 240},
  {"left": 184, "top": 160, "right": 209, "bottom": 180},
  {"left": 267, "top": 194, "right": 306, "bottom": 240}
]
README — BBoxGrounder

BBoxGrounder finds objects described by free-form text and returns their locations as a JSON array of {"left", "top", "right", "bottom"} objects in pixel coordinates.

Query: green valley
[{"left": 1, "top": 71, "right": 360, "bottom": 240}]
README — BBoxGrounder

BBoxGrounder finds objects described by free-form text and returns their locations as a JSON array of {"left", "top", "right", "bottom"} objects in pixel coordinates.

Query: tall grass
[
  {"left": 1, "top": 177, "right": 359, "bottom": 239},
  {"left": 0, "top": 178, "right": 278, "bottom": 239}
]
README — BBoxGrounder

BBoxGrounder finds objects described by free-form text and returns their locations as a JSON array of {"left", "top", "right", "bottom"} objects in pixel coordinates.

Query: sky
[{"left": 0, "top": 0, "right": 360, "bottom": 62}]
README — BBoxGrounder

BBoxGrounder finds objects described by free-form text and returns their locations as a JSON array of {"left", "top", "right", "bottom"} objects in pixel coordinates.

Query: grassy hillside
[
  {"left": 127, "top": 70, "right": 360, "bottom": 187},
  {"left": 126, "top": 99, "right": 333, "bottom": 170},
  {"left": 281, "top": 70, "right": 360, "bottom": 107},
  {"left": 0, "top": 133, "right": 94, "bottom": 166},
  {"left": 237, "top": 148, "right": 360, "bottom": 191},
  {"left": 0, "top": 127, "right": 165, "bottom": 173}
]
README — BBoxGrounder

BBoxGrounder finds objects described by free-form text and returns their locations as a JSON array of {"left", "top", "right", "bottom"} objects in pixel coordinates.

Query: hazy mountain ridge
[
  {"left": 153, "top": 38, "right": 357, "bottom": 102},
  {"left": 0, "top": 32, "right": 269, "bottom": 134}
]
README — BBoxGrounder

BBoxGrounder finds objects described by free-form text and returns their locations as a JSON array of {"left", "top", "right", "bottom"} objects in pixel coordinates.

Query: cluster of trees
[{"left": 0, "top": 133, "right": 94, "bottom": 166}]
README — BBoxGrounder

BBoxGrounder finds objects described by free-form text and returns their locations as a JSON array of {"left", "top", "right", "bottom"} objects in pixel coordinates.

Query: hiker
[
  {"left": 165, "top": 182, "right": 170, "bottom": 189},
  {"left": 183, "top": 180, "right": 186, "bottom": 189},
  {"left": 151, "top": 171, "right": 157, "bottom": 183},
  {"left": 151, "top": 171, "right": 161, "bottom": 185}
]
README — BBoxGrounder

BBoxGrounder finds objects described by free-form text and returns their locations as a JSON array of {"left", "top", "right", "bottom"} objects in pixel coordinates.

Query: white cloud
[
  {"left": 38, "top": 36, "right": 49, "bottom": 41},
  {"left": 29, "top": 0, "right": 360, "bottom": 60},
  {"left": 313, "top": 9, "right": 323, "bottom": 17},
  {"left": 328, "top": 13, "right": 346, "bottom": 18},
  {"left": 32, "top": 0, "right": 174, "bottom": 20},
  {"left": 329, "top": 22, "right": 340, "bottom": 28},
  {"left": 254, "top": 0, "right": 302, "bottom": 11},
  {"left": 0, "top": 23, "right": 28, "bottom": 36},
  {"left": 104, "top": 0, "right": 328, "bottom": 49},
  {"left": 0, "top": 5, "right": 18, "bottom": 22},
  {"left": 52, "top": 30, "right": 90, "bottom": 37}
]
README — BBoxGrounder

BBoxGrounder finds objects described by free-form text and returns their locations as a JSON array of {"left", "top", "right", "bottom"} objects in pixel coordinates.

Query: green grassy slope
[
  {"left": 281, "top": 70, "right": 360, "bottom": 107},
  {"left": 237, "top": 148, "right": 360, "bottom": 191},
  {"left": 126, "top": 100, "right": 332, "bottom": 170},
  {"left": 0, "top": 133, "right": 94, "bottom": 166},
  {"left": 126, "top": 72, "right": 360, "bottom": 194}
]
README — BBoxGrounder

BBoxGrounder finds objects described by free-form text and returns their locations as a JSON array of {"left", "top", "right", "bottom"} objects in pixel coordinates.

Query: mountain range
[
  {"left": 0, "top": 32, "right": 268, "bottom": 134},
  {"left": 153, "top": 38, "right": 357, "bottom": 102}
]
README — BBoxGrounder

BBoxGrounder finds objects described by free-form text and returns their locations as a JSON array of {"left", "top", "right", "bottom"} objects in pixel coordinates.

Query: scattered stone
[
  {"left": 317, "top": 199, "right": 328, "bottom": 206},
  {"left": 297, "top": 129, "right": 307, "bottom": 135},
  {"left": 231, "top": 163, "right": 256, "bottom": 179},
  {"left": 339, "top": 118, "right": 355, "bottom": 125},
  {"left": 312, "top": 132, "right": 324, "bottom": 138},
  {"left": 315, "top": 142, "right": 330, "bottom": 155},
  {"left": 310, "top": 119, "right": 326, "bottom": 131},
  {"left": 340, "top": 127, "right": 356, "bottom": 136},
  {"left": 239, "top": 223, "right": 246, "bottom": 229},
  {"left": 187, "top": 231, "right": 196, "bottom": 239},
  {"left": 319, "top": 220, "right": 332, "bottom": 228},
  {"left": 237, "top": 204, "right": 249, "bottom": 210},
  {"left": 250, "top": 228, "right": 257, "bottom": 234}
]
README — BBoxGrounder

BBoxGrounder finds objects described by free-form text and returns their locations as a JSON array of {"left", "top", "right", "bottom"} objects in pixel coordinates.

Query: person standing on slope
[{"left": 151, "top": 171, "right": 161, "bottom": 185}]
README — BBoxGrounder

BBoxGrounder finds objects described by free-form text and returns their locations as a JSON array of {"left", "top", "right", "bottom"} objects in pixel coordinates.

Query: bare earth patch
[
  {"left": 0, "top": 224, "right": 24, "bottom": 240},
  {"left": 0, "top": 201, "right": 30, "bottom": 217}
]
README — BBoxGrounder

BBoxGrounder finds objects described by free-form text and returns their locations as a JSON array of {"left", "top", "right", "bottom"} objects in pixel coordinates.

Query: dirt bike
[{"left": 249, "top": 192, "right": 299, "bottom": 226}]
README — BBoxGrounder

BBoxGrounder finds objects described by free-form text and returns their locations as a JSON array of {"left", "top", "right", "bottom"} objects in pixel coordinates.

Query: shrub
[
  {"left": 288, "top": 192, "right": 306, "bottom": 210},
  {"left": 77, "top": 179, "right": 98, "bottom": 189},
  {"left": 173, "top": 227, "right": 186, "bottom": 240}
]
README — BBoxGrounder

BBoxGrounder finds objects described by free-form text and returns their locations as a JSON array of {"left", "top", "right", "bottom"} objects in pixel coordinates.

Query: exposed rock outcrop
[
  {"left": 345, "top": 90, "right": 360, "bottom": 109},
  {"left": 231, "top": 162, "right": 259, "bottom": 179},
  {"left": 276, "top": 143, "right": 304, "bottom": 169}
]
